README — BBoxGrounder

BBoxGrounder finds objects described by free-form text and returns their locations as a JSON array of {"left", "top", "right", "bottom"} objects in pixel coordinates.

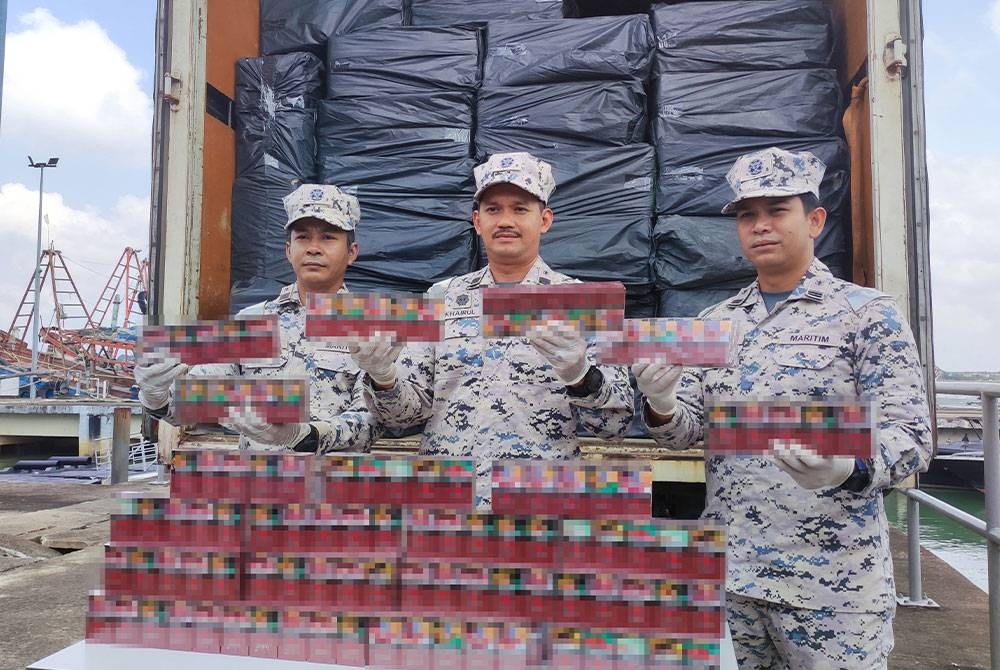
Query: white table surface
[{"left": 30, "top": 628, "right": 738, "bottom": 670}]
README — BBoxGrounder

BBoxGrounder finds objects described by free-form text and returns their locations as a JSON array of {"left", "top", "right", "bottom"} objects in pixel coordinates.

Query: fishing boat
[{"left": 921, "top": 437, "right": 985, "bottom": 492}]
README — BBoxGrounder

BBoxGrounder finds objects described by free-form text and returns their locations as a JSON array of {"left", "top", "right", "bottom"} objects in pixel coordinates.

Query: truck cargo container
[{"left": 148, "top": 0, "right": 935, "bottom": 500}]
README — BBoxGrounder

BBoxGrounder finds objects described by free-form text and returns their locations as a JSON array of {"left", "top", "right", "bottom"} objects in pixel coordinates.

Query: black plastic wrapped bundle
[
  {"left": 651, "top": 0, "right": 833, "bottom": 73},
  {"left": 657, "top": 286, "right": 742, "bottom": 318},
  {"left": 567, "top": 0, "right": 650, "bottom": 17},
  {"left": 230, "top": 53, "right": 324, "bottom": 313},
  {"left": 476, "top": 80, "right": 647, "bottom": 154},
  {"left": 655, "top": 136, "right": 851, "bottom": 218},
  {"left": 320, "top": 26, "right": 481, "bottom": 293},
  {"left": 260, "top": 0, "right": 405, "bottom": 56},
  {"left": 234, "top": 54, "right": 324, "bottom": 177},
  {"left": 235, "top": 53, "right": 325, "bottom": 111},
  {"left": 625, "top": 285, "right": 658, "bottom": 319},
  {"left": 652, "top": 216, "right": 756, "bottom": 291},
  {"left": 657, "top": 250, "right": 851, "bottom": 319},
  {"left": 652, "top": 214, "right": 849, "bottom": 291},
  {"left": 475, "top": 18, "right": 656, "bottom": 295},
  {"left": 317, "top": 92, "right": 472, "bottom": 160},
  {"left": 327, "top": 25, "right": 481, "bottom": 94},
  {"left": 525, "top": 145, "right": 655, "bottom": 287},
  {"left": 230, "top": 172, "right": 303, "bottom": 313},
  {"left": 409, "top": 0, "right": 565, "bottom": 25},
  {"left": 344, "top": 209, "right": 478, "bottom": 294},
  {"left": 319, "top": 156, "right": 479, "bottom": 293},
  {"left": 652, "top": 69, "right": 842, "bottom": 142},
  {"left": 319, "top": 155, "right": 477, "bottom": 208},
  {"left": 482, "top": 15, "right": 654, "bottom": 86}
]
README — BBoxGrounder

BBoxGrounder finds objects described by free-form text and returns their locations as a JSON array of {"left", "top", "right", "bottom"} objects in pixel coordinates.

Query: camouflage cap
[
  {"left": 722, "top": 147, "right": 826, "bottom": 214},
  {"left": 282, "top": 183, "right": 361, "bottom": 231},
  {"left": 474, "top": 152, "right": 556, "bottom": 204}
]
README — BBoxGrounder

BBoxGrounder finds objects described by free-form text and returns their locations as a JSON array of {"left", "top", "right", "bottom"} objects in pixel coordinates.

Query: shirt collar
[
  {"left": 726, "top": 258, "right": 833, "bottom": 310},
  {"left": 275, "top": 281, "right": 349, "bottom": 308},
  {"left": 475, "top": 256, "right": 554, "bottom": 288}
]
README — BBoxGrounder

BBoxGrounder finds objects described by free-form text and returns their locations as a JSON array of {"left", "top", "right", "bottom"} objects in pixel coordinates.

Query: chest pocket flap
[
  {"left": 313, "top": 348, "right": 360, "bottom": 374},
  {"left": 773, "top": 344, "right": 838, "bottom": 370}
]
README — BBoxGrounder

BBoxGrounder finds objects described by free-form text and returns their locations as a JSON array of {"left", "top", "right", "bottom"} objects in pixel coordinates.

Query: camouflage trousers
[{"left": 727, "top": 593, "right": 893, "bottom": 670}]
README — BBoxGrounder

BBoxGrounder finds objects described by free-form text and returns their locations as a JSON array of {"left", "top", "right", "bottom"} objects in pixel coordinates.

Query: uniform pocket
[
  {"left": 242, "top": 355, "right": 288, "bottom": 376},
  {"left": 773, "top": 345, "right": 837, "bottom": 370},
  {"left": 313, "top": 349, "right": 360, "bottom": 376}
]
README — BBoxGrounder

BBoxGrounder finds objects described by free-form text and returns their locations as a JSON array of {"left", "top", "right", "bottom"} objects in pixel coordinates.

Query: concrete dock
[
  {"left": 0, "top": 399, "right": 142, "bottom": 455},
  {"left": 0, "top": 479, "right": 989, "bottom": 670}
]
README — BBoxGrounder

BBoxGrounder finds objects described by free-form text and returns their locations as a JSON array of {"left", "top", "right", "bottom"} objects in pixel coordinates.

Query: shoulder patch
[
  {"left": 845, "top": 286, "right": 888, "bottom": 312},
  {"left": 699, "top": 294, "right": 740, "bottom": 318},
  {"left": 427, "top": 277, "right": 455, "bottom": 298}
]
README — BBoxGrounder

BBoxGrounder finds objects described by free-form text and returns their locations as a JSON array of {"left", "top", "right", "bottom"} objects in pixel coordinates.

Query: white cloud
[
  {"left": 0, "top": 182, "right": 149, "bottom": 340},
  {"left": 927, "top": 153, "right": 1000, "bottom": 372},
  {"left": 2, "top": 9, "right": 152, "bottom": 164},
  {"left": 991, "top": 0, "right": 1000, "bottom": 37}
]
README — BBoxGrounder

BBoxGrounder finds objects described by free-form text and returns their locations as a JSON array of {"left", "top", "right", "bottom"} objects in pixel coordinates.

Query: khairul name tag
[{"left": 443, "top": 291, "right": 481, "bottom": 321}]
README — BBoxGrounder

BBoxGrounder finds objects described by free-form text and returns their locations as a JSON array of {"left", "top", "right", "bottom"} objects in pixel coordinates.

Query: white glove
[
  {"left": 527, "top": 321, "right": 590, "bottom": 385},
  {"left": 631, "top": 362, "right": 682, "bottom": 418},
  {"left": 134, "top": 360, "right": 190, "bottom": 410},
  {"left": 773, "top": 443, "right": 855, "bottom": 490},
  {"left": 225, "top": 415, "right": 312, "bottom": 450},
  {"left": 349, "top": 337, "right": 403, "bottom": 387}
]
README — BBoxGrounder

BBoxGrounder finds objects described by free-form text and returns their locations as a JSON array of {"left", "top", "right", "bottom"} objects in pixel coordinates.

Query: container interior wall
[
  {"left": 199, "top": 0, "right": 259, "bottom": 318},
  {"left": 826, "top": 0, "right": 876, "bottom": 288},
  {"left": 198, "top": 0, "right": 878, "bottom": 316}
]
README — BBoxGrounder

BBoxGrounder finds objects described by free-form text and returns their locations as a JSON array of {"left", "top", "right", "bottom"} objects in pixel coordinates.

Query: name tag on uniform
[
  {"left": 443, "top": 307, "right": 478, "bottom": 320},
  {"left": 316, "top": 344, "right": 353, "bottom": 355},
  {"left": 442, "top": 290, "right": 481, "bottom": 321},
  {"left": 777, "top": 333, "right": 835, "bottom": 346}
]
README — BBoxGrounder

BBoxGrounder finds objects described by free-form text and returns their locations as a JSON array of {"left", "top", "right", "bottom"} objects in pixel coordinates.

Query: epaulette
[
  {"left": 426, "top": 277, "right": 454, "bottom": 297},
  {"left": 845, "top": 286, "right": 888, "bottom": 312}
]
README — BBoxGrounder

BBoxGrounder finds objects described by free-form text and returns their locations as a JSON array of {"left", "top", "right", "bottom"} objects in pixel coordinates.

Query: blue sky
[
  {"left": 0, "top": 1, "right": 155, "bottom": 336},
  {"left": 922, "top": 1, "right": 1000, "bottom": 158},
  {"left": 0, "top": 1, "right": 998, "bottom": 371},
  {"left": 0, "top": 1, "right": 155, "bottom": 210},
  {"left": 920, "top": 0, "right": 1000, "bottom": 372}
]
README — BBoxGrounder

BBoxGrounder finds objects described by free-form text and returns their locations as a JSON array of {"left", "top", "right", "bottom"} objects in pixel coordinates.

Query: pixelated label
[
  {"left": 491, "top": 460, "right": 652, "bottom": 519},
  {"left": 596, "top": 318, "right": 740, "bottom": 367},
  {"left": 481, "top": 282, "right": 626, "bottom": 338},
  {"left": 305, "top": 291, "right": 444, "bottom": 343},
  {"left": 705, "top": 396, "right": 877, "bottom": 458},
  {"left": 90, "top": 452, "right": 730, "bottom": 666},
  {"left": 138, "top": 316, "right": 279, "bottom": 365},
  {"left": 173, "top": 377, "right": 308, "bottom": 425}
]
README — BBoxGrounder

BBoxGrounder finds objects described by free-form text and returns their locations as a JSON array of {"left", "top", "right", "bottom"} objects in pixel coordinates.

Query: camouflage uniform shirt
[
  {"left": 646, "top": 259, "right": 932, "bottom": 613},
  {"left": 363, "top": 257, "right": 635, "bottom": 505},
  {"left": 182, "top": 283, "right": 380, "bottom": 453}
]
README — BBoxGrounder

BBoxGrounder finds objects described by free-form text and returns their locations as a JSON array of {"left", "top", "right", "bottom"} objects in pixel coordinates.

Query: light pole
[{"left": 27, "top": 156, "right": 59, "bottom": 399}]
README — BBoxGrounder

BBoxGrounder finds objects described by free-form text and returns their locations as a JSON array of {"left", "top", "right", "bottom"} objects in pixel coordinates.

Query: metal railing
[
  {"left": 93, "top": 432, "right": 159, "bottom": 477},
  {"left": 901, "top": 381, "right": 999, "bottom": 670}
]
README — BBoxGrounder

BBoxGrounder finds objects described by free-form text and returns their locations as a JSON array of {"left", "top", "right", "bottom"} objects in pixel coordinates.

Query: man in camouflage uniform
[
  {"left": 134, "top": 184, "right": 380, "bottom": 453},
  {"left": 351, "top": 152, "right": 634, "bottom": 506},
  {"left": 635, "top": 147, "right": 932, "bottom": 669}
]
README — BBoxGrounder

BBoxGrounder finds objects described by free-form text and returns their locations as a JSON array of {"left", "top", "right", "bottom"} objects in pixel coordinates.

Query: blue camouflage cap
[
  {"left": 474, "top": 152, "right": 556, "bottom": 204},
  {"left": 282, "top": 183, "right": 361, "bottom": 231},
  {"left": 722, "top": 147, "right": 826, "bottom": 214}
]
